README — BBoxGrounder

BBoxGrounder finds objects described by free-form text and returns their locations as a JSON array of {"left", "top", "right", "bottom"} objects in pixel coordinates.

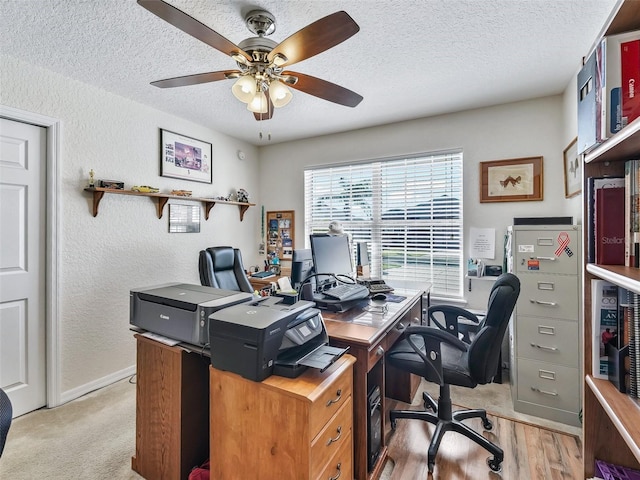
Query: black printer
[{"left": 209, "top": 297, "right": 347, "bottom": 381}]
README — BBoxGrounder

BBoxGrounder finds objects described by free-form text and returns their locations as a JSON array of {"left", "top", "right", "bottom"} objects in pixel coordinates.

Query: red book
[
  {"left": 621, "top": 39, "right": 640, "bottom": 128},
  {"left": 596, "top": 187, "right": 626, "bottom": 264}
]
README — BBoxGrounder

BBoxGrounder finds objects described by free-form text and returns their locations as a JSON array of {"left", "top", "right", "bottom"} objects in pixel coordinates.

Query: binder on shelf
[
  {"left": 595, "top": 186, "right": 625, "bottom": 265},
  {"left": 586, "top": 177, "right": 624, "bottom": 263},
  {"left": 592, "top": 279, "right": 619, "bottom": 379},
  {"left": 577, "top": 47, "right": 602, "bottom": 154}
]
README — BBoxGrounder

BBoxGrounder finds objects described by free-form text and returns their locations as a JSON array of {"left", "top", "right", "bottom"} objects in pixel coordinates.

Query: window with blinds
[{"left": 304, "top": 151, "right": 463, "bottom": 298}]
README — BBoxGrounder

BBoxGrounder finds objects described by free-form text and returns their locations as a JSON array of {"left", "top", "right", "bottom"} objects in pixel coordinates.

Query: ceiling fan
[{"left": 137, "top": 0, "right": 363, "bottom": 121}]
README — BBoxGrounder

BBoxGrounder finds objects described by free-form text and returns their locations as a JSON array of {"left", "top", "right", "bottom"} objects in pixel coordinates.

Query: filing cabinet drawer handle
[
  {"left": 535, "top": 256, "right": 556, "bottom": 261},
  {"left": 326, "top": 426, "right": 342, "bottom": 446},
  {"left": 530, "top": 343, "right": 558, "bottom": 351},
  {"left": 529, "top": 299, "right": 558, "bottom": 306},
  {"left": 329, "top": 463, "right": 342, "bottom": 480},
  {"left": 531, "top": 387, "right": 558, "bottom": 396},
  {"left": 326, "top": 389, "right": 342, "bottom": 407}
]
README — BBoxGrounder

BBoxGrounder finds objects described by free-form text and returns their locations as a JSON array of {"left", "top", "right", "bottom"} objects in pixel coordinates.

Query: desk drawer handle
[
  {"left": 531, "top": 387, "right": 558, "bottom": 396},
  {"left": 326, "top": 389, "right": 342, "bottom": 407},
  {"left": 376, "top": 346, "right": 385, "bottom": 356},
  {"left": 326, "top": 426, "right": 342, "bottom": 446},
  {"left": 530, "top": 343, "right": 558, "bottom": 351},
  {"left": 329, "top": 463, "right": 342, "bottom": 480}
]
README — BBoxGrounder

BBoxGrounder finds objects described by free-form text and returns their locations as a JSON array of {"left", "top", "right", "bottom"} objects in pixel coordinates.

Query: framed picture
[
  {"left": 480, "top": 156, "right": 543, "bottom": 203},
  {"left": 160, "top": 129, "right": 212, "bottom": 184},
  {"left": 563, "top": 137, "right": 581, "bottom": 198}
]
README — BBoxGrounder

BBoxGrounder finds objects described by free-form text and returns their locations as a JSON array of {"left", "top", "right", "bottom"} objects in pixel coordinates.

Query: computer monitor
[
  {"left": 291, "top": 249, "right": 314, "bottom": 289},
  {"left": 309, "top": 234, "right": 354, "bottom": 289}
]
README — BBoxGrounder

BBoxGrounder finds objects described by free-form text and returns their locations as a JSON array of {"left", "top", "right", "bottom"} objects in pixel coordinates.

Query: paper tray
[{"left": 274, "top": 344, "right": 349, "bottom": 378}]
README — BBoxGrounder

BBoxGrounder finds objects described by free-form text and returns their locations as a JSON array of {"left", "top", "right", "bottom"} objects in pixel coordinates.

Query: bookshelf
[
  {"left": 266, "top": 210, "right": 295, "bottom": 275},
  {"left": 582, "top": 2, "right": 640, "bottom": 476}
]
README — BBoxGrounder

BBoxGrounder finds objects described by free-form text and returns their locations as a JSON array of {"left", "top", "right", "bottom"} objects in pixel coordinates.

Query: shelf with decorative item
[{"left": 83, "top": 187, "right": 255, "bottom": 221}]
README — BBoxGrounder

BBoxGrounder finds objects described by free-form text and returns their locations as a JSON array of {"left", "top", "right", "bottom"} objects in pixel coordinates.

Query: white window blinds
[{"left": 304, "top": 151, "right": 463, "bottom": 297}]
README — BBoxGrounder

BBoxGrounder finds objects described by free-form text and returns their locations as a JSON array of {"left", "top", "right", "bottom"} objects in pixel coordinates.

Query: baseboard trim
[{"left": 58, "top": 365, "right": 136, "bottom": 406}]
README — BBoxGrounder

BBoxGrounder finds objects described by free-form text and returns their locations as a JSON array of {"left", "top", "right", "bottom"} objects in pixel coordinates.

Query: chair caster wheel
[
  {"left": 487, "top": 456, "right": 502, "bottom": 473},
  {"left": 482, "top": 418, "right": 493, "bottom": 431}
]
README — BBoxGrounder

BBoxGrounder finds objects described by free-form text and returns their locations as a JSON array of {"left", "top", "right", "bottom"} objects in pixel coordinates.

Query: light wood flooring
[{"left": 383, "top": 397, "right": 583, "bottom": 480}]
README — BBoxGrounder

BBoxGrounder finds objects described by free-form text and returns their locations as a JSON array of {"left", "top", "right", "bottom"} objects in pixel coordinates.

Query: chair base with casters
[
  {"left": 389, "top": 385, "right": 503, "bottom": 473},
  {"left": 387, "top": 272, "right": 520, "bottom": 474}
]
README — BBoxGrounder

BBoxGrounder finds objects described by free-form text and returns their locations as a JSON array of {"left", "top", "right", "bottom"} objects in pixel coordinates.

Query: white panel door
[{"left": 0, "top": 118, "right": 46, "bottom": 417}]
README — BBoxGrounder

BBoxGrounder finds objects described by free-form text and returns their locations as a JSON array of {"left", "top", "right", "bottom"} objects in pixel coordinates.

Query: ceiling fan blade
[
  {"left": 254, "top": 96, "right": 274, "bottom": 121},
  {"left": 283, "top": 71, "right": 363, "bottom": 107},
  {"left": 138, "top": 0, "right": 251, "bottom": 62},
  {"left": 150, "top": 70, "right": 240, "bottom": 88},
  {"left": 268, "top": 11, "right": 359, "bottom": 67}
]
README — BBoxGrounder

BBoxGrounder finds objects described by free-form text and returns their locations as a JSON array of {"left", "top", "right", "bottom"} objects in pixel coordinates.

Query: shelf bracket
[
  {"left": 155, "top": 197, "right": 169, "bottom": 219},
  {"left": 204, "top": 201, "right": 216, "bottom": 220},
  {"left": 90, "top": 189, "right": 105, "bottom": 217},
  {"left": 239, "top": 204, "right": 250, "bottom": 221}
]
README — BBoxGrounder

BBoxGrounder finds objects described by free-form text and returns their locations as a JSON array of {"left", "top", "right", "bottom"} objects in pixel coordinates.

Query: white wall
[
  {"left": 1, "top": 55, "right": 261, "bottom": 400},
  {"left": 258, "top": 95, "right": 578, "bottom": 308}
]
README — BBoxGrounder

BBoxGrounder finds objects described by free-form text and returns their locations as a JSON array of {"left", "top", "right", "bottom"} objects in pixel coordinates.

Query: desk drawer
[
  {"left": 516, "top": 316, "right": 579, "bottom": 367},
  {"left": 516, "top": 274, "right": 578, "bottom": 320},
  {"left": 311, "top": 397, "right": 352, "bottom": 478},
  {"left": 516, "top": 358, "right": 580, "bottom": 412},
  {"left": 310, "top": 365, "right": 352, "bottom": 438},
  {"left": 315, "top": 430, "right": 353, "bottom": 480}
]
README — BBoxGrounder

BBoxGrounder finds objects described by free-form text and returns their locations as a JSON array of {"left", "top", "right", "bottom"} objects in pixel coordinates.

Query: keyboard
[{"left": 323, "top": 283, "right": 370, "bottom": 301}]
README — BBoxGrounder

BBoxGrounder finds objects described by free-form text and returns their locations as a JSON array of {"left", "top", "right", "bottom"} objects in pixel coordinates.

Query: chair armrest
[
  {"left": 403, "top": 325, "right": 468, "bottom": 385},
  {"left": 428, "top": 305, "right": 480, "bottom": 342}
]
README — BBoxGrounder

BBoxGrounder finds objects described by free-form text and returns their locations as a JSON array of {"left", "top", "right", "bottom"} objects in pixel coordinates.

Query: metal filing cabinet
[{"left": 507, "top": 224, "right": 582, "bottom": 427}]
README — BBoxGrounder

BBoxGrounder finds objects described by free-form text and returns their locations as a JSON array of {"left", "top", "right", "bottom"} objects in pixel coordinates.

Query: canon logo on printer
[
  {"left": 269, "top": 327, "right": 281, "bottom": 336},
  {"left": 160, "top": 314, "right": 170, "bottom": 320}
]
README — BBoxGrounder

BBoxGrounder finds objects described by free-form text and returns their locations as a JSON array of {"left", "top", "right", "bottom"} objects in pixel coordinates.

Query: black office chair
[
  {"left": 0, "top": 388, "right": 12, "bottom": 458},
  {"left": 387, "top": 273, "right": 520, "bottom": 474},
  {"left": 199, "top": 246, "right": 253, "bottom": 293}
]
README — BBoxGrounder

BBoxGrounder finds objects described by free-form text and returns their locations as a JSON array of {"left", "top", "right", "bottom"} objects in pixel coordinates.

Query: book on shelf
[
  {"left": 586, "top": 176, "right": 624, "bottom": 263},
  {"left": 630, "top": 290, "right": 640, "bottom": 398},
  {"left": 624, "top": 160, "right": 640, "bottom": 267},
  {"left": 621, "top": 39, "right": 640, "bottom": 129},
  {"left": 592, "top": 279, "right": 620, "bottom": 379},
  {"left": 601, "top": 30, "right": 640, "bottom": 138},
  {"left": 595, "top": 186, "right": 625, "bottom": 265}
]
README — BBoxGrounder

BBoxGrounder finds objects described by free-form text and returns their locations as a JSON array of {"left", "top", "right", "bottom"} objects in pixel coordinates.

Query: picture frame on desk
[
  {"left": 480, "top": 156, "right": 543, "bottom": 203},
  {"left": 160, "top": 128, "right": 212, "bottom": 184},
  {"left": 563, "top": 137, "right": 581, "bottom": 198}
]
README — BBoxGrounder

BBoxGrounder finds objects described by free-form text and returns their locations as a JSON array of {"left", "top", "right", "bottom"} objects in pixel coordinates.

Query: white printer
[{"left": 130, "top": 283, "right": 253, "bottom": 346}]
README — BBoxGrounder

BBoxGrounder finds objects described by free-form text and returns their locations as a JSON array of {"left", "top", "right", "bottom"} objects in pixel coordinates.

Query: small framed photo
[
  {"left": 160, "top": 129, "right": 212, "bottom": 184},
  {"left": 563, "top": 137, "right": 581, "bottom": 198},
  {"left": 480, "top": 156, "right": 543, "bottom": 203}
]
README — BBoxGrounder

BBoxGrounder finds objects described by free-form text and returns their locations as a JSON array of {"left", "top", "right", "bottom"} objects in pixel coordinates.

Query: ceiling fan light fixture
[
  {"left": 247, "top": 90, "right": 269, "bottom": 113},
  {"left": 232, "top": 76, "right": 257, "bottom": 103},
  {"left": 269, "top": 80, "right": 293, "bottom": 108}
]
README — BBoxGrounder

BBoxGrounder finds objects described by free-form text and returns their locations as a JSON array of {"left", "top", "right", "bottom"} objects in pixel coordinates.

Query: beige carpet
[{"left": 0, "top": 375, "right": 580, "bottom": 479}]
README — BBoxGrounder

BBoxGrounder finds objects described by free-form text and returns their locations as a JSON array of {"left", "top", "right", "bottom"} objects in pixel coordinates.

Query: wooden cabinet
[
  {"left": 581, "top": 2, "right": 640, "bottom": 476},
  {"left": 266, "top": 210, "right": 294, "bottom": 275},
  {"left": 209, "top": 355, "right": 355, "bottom": 480},
  {"left": 131, "top": 335, "right": 209, "bottom": 480}
]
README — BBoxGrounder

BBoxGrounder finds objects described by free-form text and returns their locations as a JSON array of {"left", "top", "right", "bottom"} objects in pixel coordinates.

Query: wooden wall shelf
[{"left": 84, "top": 187, "right": 255, "bottom": 221}]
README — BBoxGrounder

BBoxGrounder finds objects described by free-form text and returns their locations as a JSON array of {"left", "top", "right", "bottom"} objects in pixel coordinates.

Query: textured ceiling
[{"left": 0, "top": 0, "right": 619, "bottom": 145}]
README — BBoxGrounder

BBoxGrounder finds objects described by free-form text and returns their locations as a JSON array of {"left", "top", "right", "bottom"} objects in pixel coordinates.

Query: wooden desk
[
  {"left": 132, "top": 288, "right": 427, "bottom": 480},
  {"left": 323, "top": 289, "right": 427, "bottom": 480},
  {"left": 248, "top": 274, "right": 285, "bottom": 291}
]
